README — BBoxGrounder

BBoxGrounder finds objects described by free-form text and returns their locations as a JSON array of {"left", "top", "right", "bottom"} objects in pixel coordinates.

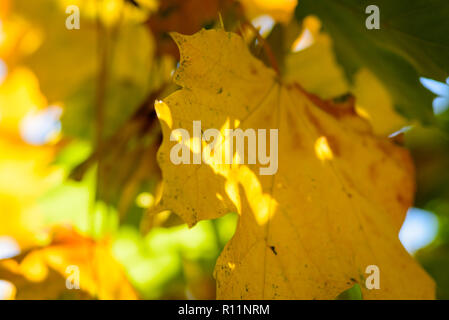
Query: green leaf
[
  {"left": 295, "top": 0, "right": 449, "bottom": 125},
  {"left": 336, "top": 283, "right": 363, "bottom": 300}
]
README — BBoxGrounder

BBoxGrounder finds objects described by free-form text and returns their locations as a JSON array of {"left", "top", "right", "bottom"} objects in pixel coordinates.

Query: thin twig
[{"left": 243, "top": 21, "right": 280, "bottom": 76}]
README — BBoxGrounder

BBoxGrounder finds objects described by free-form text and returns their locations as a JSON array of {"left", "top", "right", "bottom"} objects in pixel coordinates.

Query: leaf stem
[{"left": 243, "top": 21, "right": 280, "bottom": 76}]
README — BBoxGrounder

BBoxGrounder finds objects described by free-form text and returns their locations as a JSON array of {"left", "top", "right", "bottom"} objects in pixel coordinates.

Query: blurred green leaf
[
  {"left": 336, "top": 283, "right": 363, "bottom": 300},
  {"left": 38, "top": 167, "right": 119, "bottom": 238},
  {"left": 417, "top": 244, "right": 449, "bottom": 300},
  {"left": 295, "top": 0, "right": 449, "bottom": 125},
  {"left": 112, "top": 213, "right": 238, "bottom": 299}
]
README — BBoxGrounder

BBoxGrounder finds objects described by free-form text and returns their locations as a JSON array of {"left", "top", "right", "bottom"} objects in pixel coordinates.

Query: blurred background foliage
[{"left": 0, "top": 0, "right": 448, "bottom": 299}]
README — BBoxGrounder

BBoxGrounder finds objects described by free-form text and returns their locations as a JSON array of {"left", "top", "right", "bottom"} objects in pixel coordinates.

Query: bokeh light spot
[
  {"left": 399, "top": 207, "right": 439, "bottom": 254},
  {"left": 0, "top": 236, "right": 20, "bottom": 259}
]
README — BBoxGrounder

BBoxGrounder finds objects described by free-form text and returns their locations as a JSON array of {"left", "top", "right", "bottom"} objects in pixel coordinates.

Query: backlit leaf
[
  {"left": 0, "top": 227, "right": 138, "bottom": 300},
  {"left": 151, "top": 29, "right": 435, "bottom": 299}
]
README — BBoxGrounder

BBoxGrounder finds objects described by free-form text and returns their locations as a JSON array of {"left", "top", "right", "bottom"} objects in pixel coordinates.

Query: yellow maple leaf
[
  {"left": 150, "top": 29, "right": 435, "bottom": 299},
  {"left": 0, "top": 67, "right": 47, "bottom": 137},
  {"left": 286, "top": 17, "right": 349, "bottom": 99},
  {"left": 0, "top": 227, "right": 138, "bottom": 300},
  {"left": 352, "top": 69, "right": 408, "bottom": 136},
  {"left": 0, "top": 65, "right": 61, "bottom": 247},
  {"left": 286, "top": 16, "right": 407, "bottom": 136}
]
